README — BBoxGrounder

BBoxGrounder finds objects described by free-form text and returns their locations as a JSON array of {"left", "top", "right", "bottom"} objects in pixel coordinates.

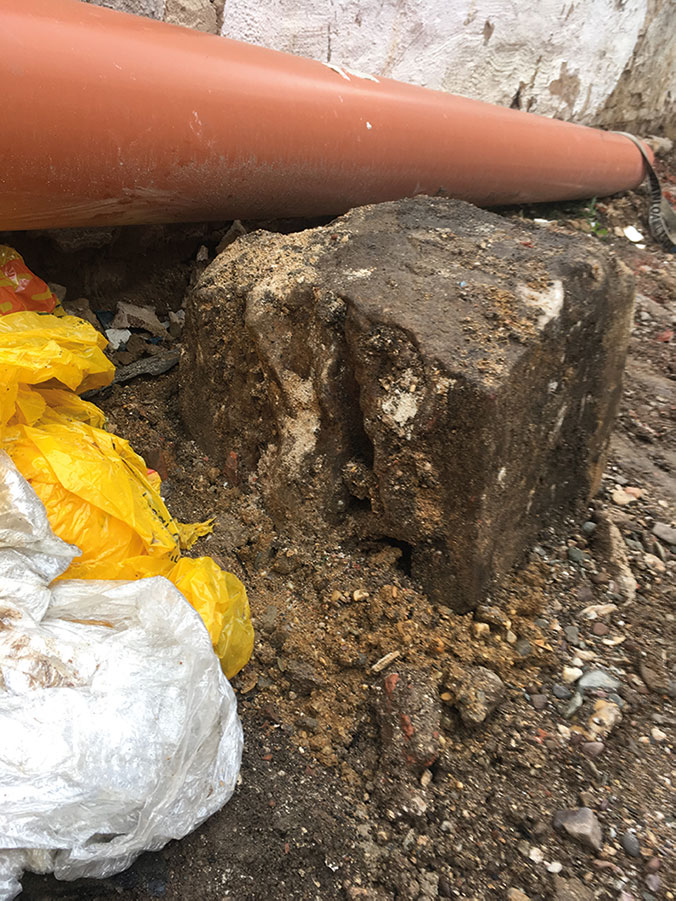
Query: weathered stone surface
[
  {"left": 552, "top": 876, "right": 594, "bottom": 901},
  {"left": 181, "top": 197, "right": 634, "bottom": 609},
  {"left": 442, "top": 665, "right": 506, "bottom": 726},
  {"left": 591, "top": 514, "right": 637, "bottom": 602},
  {"left": 164, "top": 0, "right": 219, "bottom": 33},
  {"left": 553, "top": 807, "right": 603, "bottom": 851}
]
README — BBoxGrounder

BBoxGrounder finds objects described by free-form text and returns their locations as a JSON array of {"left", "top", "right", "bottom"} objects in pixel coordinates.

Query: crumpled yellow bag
[{"left": 0, "top": 309, "right": 253, "bottom": 679}]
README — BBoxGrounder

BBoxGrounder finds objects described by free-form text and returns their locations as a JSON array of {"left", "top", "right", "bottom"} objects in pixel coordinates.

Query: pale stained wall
[{"left": 84, "top": 0, "right": 675, "bottom": 134}]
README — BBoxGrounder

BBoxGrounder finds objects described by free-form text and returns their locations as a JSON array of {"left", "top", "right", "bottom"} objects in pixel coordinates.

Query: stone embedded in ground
[
  {"left": 621, "top": 830, "right": 641, "bottom": 857},
  {"left": 581, "top": 741, "right": 604, "bottom": 759},
  {"left": 591, "top": 515, "right": 636, "bottom": 603},
  {"left": 587, "top": 699, "right": 622, "bottom": 740},
  {"left": 553, "top": 807, "right": 603, "bottom": 851},
  {"left": 444, "top": 665, "right": 506, "bottom": 726},
  {"left": 652, "top": 522, "right": 676, "bottom": 545},
  {"left": 552, "top": 876, "right": 595, "bottom": 901},
  {"left": 507, "top": 890, "right": 530, "bottom": 901},
  {"left": 181, "top": 197, "right": 634, "bottom": 610},
  {"left": 373, "top": 666, "right": 441, "bottom": 774},
  {"left": 578, "top": 669, "right": 620, "bottom": 691},
  {"left": 639, "top": 659, "right": 671, "bottom": 695}
]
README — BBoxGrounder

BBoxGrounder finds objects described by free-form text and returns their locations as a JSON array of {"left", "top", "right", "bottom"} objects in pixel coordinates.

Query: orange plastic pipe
[{"left": 1, "top": 0, "right": 650, "bottom": 230}]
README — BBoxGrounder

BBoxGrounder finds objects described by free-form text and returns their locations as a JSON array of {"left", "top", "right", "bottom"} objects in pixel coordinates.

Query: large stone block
[{"left": 180, "top": 198, "right": 634, "bottom": 609}]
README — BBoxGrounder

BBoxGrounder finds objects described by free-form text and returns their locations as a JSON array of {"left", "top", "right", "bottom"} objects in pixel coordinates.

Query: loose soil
[{"left": 19, "top": 156, "right": 675, "bottom": 901}]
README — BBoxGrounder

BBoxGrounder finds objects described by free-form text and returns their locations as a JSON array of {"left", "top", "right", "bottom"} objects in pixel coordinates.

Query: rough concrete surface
[
  {"left": 221, "top": 0, "right": 658, "bottom": 127},
  {"left": 85, "top": 0, "right": 224, "bottom": 32},
  {"left": 85, "top": 0, "right": 674, "bottom": 135},
  {"left": 181, "top": 197, "right": 635, "bottom": 610}
]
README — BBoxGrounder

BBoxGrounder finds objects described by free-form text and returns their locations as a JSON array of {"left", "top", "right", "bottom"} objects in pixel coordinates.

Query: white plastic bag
[{"left": 0, "top": 452, "right": 242, "bottom": 900}]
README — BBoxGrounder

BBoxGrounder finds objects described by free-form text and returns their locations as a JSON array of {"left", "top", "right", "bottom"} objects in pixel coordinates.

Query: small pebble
[
  {"left": 546, "top": 861, "right": 563, "bottom": 874},
  {"left": 531, "top": 694, "right": 547, "bottom": 711},
  {"left": 577, "top": 585, "right": 595, "bottom": 602},
  {"left": 515, "top": 638, "right": 532, "bottom": 657},
  {"left": 564, "top": 692, "right": 584, "bottom": 718},
  {"left": 564, "top": 625, "right": 580, "bottom": 645},
  {"left": 592, "top": 622, "right": 609, "bottom": 636},
  {"left": 645, "top": 875, "right": 661, "bottom": 893},
  {"left": 645, "top": 857, "right": 660, "bottom": 873},
  {"left": 612, "top": 487, "right": 635, "bottom": 506},
  {"left": 621, "top": 831, "right": 641, "bottom": 857},
  {"left": 644, "top": 553, "right": 666, "bottom": 573},
  {"left": 578, "top": 669, "right": 620, "bottom": 691},
  {"left": 652, "top": 522, "right": 676, "bottom": 545},
  {"left": 568, "top": 547, "right": 585, "bottom": 564},
  {"left": 623, "top": 225, "right": 644, "bottom": 243},
  {"left": 582, "top": 521, "right": 597, "bottom": 536},
  {"left": 507, "top": 890, "right": 529, "bottom": 901},
  {"left": 651, "top": 726, "right": 667, "bottom": 742},
  {"left": 581, "top": 741, "right": 604, "bottom": 758},
  {"left": 562, "top": 666, "right": 583, "bottom": 683},
  {"left": 553, "top": 684, "right": 573, "bottom": 700},
  {"left": 472, "top": 621, "right": 491, "bottom": 639}
]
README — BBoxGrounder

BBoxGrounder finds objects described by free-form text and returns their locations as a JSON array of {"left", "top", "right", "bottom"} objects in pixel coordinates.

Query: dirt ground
[{"left": 18, "top": 156, "right": 675, "bottom": 901}]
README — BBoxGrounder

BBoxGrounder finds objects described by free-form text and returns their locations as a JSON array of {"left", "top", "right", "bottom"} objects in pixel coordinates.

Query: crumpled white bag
[{"left": 0, "top": 452, "right": 242, "bottom": 900}]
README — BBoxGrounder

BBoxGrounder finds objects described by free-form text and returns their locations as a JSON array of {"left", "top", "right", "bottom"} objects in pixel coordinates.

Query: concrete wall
[{"left": 84, "top": 0, "right": 674, "bottom": 135}]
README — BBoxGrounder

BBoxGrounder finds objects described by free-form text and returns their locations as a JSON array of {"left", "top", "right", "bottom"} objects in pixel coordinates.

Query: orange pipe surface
[{"left": 1, "top": 0, "right": 650, "bottom": 230}]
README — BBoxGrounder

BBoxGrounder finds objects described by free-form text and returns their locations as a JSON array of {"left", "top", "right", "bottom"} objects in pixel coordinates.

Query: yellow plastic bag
[
  {"left": 0, "top": 311, "right": 114, "bottom": 393},
  {"left": 0, "top": 307, "right": 253, "bottom": 678}
]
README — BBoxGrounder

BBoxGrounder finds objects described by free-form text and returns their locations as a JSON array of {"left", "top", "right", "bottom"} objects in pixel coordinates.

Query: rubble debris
[
  {"left": 111, "top": 300, "right": 169, "bottom": 337},
  {"left": 181, "top": 197, "right": 635, "bottom": 610}
]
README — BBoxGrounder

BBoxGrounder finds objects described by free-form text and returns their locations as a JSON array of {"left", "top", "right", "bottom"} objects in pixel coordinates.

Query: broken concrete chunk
[
  {"left": 181, "top": 197, "right": 634, "bottom": 610},
  {"left": 106, "top": 328, "right": 131, "bottom": 350},
  {"left": 112, "top": 301, "right": 168, "bottom": 338}
]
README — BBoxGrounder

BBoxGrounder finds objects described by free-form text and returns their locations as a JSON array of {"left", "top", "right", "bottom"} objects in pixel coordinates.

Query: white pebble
[
  {"left": 563, "top": 666, "right": 583, "bottom": 683},
  {"left": 623, "top": 225, "right": 644, "bottom": 243},
  {"left": 529, "top": 847, "right": 544, "bottom": 864}
]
